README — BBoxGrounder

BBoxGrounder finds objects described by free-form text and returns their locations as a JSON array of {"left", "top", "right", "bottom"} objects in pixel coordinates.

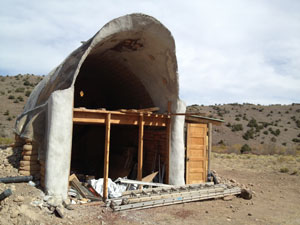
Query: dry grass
[
  {"left": 213, "top": 143, "right": 300, "bottom": 156},
  {"left": 212, "top": 152, "right": 300, "bottom": 175}
]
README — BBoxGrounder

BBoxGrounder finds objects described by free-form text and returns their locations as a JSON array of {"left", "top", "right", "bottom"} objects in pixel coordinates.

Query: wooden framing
[
  {"left": 73, "top": 108, "right": 169, "bottom": 127},
  {"left": 103, "top": 113, "right": 111, "bottom": 200},
  {"left": 137, "top": 114, "right": 144, "bottom": 181},
  {"left": 72, "top": 108, "right": 171, "bottom": 200}
]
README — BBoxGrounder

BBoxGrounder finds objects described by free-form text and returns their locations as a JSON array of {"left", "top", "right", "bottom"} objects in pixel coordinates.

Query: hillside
[
  {"left": 187, "top": 104, "right": 300, "bottom": 154},
  {"left": 0, "top": 74, "right": 43, "bottom": 141},
  {"left": 0, "top": 75, "right": 299, "bottom": 155}
]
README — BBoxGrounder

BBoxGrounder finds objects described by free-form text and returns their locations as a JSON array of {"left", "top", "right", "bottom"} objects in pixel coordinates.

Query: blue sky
[{"left": 0, "top": 0, "right": 300, "bottom": 105}]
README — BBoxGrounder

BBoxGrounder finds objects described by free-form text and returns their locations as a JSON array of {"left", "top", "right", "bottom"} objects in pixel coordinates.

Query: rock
[
  {"left": 240, "top": 189, "right": 252, "bottom": 200},
  {"left": 223, "top": 195, "right": 235, "bottom": 201},
  {"left": 10, "top": 209, "right": 19, "bottom": 218},
  {"left": 55, "top": 205, "right": 65, "bottom": 218},
  {"left": 230, "top": 179, "right": 236, "bottom": 183},
  {"left": 14, "top": 196, "right": 24, "bottom": 202},
  {"left": 63, "top": 199, "right": 71, "bottom": 206},
  {"left": 47, "top": 196, "right": 62, "bottom": 207},
  {"left": 229, "top": 205, "right": 233, "bottom": 208},
  {"left": 205, "top": 210, "right": 208, "bottom": 213}
]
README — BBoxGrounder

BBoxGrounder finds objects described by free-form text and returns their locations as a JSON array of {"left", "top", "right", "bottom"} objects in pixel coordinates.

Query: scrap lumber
[
  {"left": 69, "top": 174, "right": 101, "bottom": 201},
  {"left": 142, "top": 172, "right": 158, "bottom": 183},
  {"left": 115, "top": 178, "right": 172, "bottom": 188}
]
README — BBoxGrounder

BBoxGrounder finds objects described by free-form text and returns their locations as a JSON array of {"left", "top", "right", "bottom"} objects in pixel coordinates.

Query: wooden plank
[
  {"left": 103, "top": 113, "right": 111, "bottom": 200},
  {"left": 137, "top": 115, "right": 144, "bottom": 181},
  {"left": 142, "top": 172, "right": 158, "bottom": 182},
  {"left": 73, "top": 111, "right": 168, "bottom": 127},
  {"left": 208, "top": 123, "right": 212, "bottom": 174}
]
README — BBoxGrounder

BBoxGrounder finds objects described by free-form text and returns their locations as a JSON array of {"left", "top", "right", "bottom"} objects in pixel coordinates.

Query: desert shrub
[
  {"left": 25, "top": 90, "right": 31, "bottom": 97},
  {"left": 271, "top": 137, "right": 277, "bottom": 142},
  {"left": 298, "top": 133, "right": 300, "bottom": 137},
  {"left": 3, "top": 110, "right": 9, "bottom": 116},
  {"left": 8, "top": 95, "right": 15, "bottom": 99},
  {"left": 296, "top": 120, "right": 300, "bottom": 128},
  {"left": 226, "top": 123, "right": 231, "bottom": 127},
  {"left": 270, "top": 129, "right": 280, "bottom": 136},
  {"left": 15, "top": 87, "right": 25, "bottom": 93},
  {"left": 17, "top": 96, "right": 24, "bottom": 102},
  {"left": 13, "top": 99, "right": 19, "bottom": 103},
  {"left": 243, "top": 129, "right": 254, "bottom": 140},
  {"left": 7, "top": 90, "right": 11, "bottom": 93},
  {"left": 284, "top": 128, "right": 288, "bottom": 131},
  {"left": 231, "top": 124, "right": 243, "bottom": 132},
  {"left": 23, "top": 80, "right": 31, "bottom": 86},
  {"left": 7, "top": 116, "right": 12, "bottom": 121},
  {"left": 263, "top": 131, "right": 269, "bottom": 135},
  {"left": 241, "top": 144, "right": 251, "bottom": 154},
  {"left": 0, "top": 91, "right": 4, "bottom": 95},
  {"left": 218, "top": 140, "right": 225, "bottom": 145},
  {"left": 292, "top": 138, "right": 300, "bottom": 143},
  {"left": 279, "top": 168, "right": 289, "bottom": 173},
  {"left": 282, "top": 143, "right": 287, "bottom": 146},
  {"left": 235, "top": 117, "right": 240, "bottom": 121},
  {"left": 247, "top": 118, "right": 258, "bottom": 128}
]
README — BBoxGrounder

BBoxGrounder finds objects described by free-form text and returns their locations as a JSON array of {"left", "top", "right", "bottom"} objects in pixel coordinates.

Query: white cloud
[{"left": 0, "top": 0, "right": 300, "bottom": 105}]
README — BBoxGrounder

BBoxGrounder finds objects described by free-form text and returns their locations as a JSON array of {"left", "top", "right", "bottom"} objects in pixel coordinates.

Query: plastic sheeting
[{"left": 88, "top": 178, "right": 127, "bottom": 199}]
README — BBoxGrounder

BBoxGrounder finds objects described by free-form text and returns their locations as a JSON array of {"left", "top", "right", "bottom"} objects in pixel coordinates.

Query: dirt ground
[{"left": 1, "top": 146, "right": 300, "bottom": 225}]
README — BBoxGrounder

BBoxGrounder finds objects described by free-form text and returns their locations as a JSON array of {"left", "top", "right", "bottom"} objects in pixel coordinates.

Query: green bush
[
  {"left": 280, "top": 168, "right": 289, "bottom": 173},
  {"left": 231, "top": 124, "right": 243, "bottom": 132},
  {"left": 25, "top": 90, "right": 31, "bottom": 97},
  {"left": 243, "top": 129, "right": 254, "bottom": 140},
  {"left": 15, "top": 87, "right": 25, "bottom": 93},
  {"left": 247, "top": 118, "right": 258, "bottom": 128},
  {"left": 241, "top": 144, "right": 251, "bottom": 154},
  {"left": 23, "top": 80, "right": 31, "bottom": 86},
  {"left": 17, "top": 96, "right": 24, "bottom": 102},
  {"left": 292, "top": 138, "right": 300, "bottom": 143}
]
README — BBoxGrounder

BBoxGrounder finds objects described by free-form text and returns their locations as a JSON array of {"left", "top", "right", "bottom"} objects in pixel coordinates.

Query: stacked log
[{"left": 18, "top": 139, "right": 40, "bottom": 177}]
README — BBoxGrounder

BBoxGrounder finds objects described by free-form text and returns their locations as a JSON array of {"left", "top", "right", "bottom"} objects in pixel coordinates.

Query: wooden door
[{"left": 186, "top": 123, "right": 207, "bottom": 184}]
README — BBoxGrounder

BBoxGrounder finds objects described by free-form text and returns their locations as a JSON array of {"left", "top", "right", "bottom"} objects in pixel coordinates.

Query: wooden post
[
  {"left": 208, "top": 123, "right": 212, "bottom": 174},
  {"left": 103, "top": 113, "right": 111, "bottom": 200},
  {"left": 137, "top": 114, "right": 144, "bottom": 181}
]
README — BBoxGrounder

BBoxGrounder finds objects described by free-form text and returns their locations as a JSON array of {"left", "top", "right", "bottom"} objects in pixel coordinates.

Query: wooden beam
[
  {"left": 137, "top": 114, "right": 144, "bottom": 182},
  {"left": 103, "top": 113, "right": 111, "bottom": 201},
  {"left": 73, "top": 110, "right": 168, "bottom": 127},
  {"left": 208, "top": 123, "right": 212, "bottom": 174}
]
